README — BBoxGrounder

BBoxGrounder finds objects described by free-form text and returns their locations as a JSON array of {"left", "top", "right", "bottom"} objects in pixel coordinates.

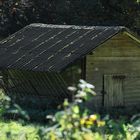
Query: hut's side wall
[
  {"left": 4, "top": 70, "right": 70, "bottom": 109},
  {"left": 86, "top": 32, "right": 140, "bottom": 108}
]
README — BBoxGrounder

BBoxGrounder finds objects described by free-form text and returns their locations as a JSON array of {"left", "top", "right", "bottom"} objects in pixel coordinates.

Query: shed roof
[{"left": 0, "top": 24, "right": 128, "bottom": 72}]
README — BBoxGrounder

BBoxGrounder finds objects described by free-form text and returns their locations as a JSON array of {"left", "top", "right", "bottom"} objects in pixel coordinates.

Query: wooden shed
[{"left": 0, "top": 23, "right": 140, "bottom": 109}]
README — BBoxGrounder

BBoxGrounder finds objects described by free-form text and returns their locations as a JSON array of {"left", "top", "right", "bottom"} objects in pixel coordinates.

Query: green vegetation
[
  {"left": 0, "top": 0, "right": 140, "bottom": 36},
  {"left": 0, "top": 80, "right": 140, "bottom": 140},
  {"left": 0, "top": 121, "right": 39, "bottom": 140}
]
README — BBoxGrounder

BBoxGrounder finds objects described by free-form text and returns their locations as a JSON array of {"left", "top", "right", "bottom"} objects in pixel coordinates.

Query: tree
[{"left": 0, "top": 0, "right": 140, "bottom": 37}]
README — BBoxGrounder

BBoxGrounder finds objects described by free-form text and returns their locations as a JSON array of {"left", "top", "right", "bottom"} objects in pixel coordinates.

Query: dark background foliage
[{"left": 0, "top": 0, "right": 140, "bottom": 37}]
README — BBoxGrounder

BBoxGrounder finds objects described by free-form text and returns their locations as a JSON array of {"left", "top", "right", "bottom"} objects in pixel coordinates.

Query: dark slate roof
[{"left": 0, "top": 23, "right": 126, "bottom": 72}]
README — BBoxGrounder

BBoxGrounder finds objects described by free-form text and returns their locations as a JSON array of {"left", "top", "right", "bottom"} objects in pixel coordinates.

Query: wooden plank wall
[
  {"left": 4, "top": 70, "right": 70, "bottom": 109},
  {"left": 124, "top": 75, "right": 140, "bottom": 106},
  {"left": 86, "top": 32, "right": 140, "bottom": 107}
]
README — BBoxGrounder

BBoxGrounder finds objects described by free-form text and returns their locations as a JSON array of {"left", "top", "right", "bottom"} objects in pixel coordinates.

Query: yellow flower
[
  {"left": 85, "top": 120, "right": 93, "bottom": 126},
  {"left": 80, "top": 118, "right": 86, "bottom": 125},
  {"left": 80, "top": 115, "right": 99, "bottom": 127},
  {"left": 97, "top": 121, "right": 105, "bottom": 127},
  {"left": 89, "top": 114, "right": 97, "bottom": 122}
]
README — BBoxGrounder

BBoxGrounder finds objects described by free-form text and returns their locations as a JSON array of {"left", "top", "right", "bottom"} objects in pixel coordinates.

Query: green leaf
[
  {"left": 63, "top": 99, "right": 69, "bottom": 107},
  {"left": 55, "top": 111, "right": 64, "bottom": 122},
  {"left": 72, "top": 105, "right": 79, "bottom": 114}
]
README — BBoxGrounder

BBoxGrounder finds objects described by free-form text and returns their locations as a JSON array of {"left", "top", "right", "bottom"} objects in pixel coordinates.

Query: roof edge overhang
[
  {"left": 123, "top": 28, "right": 140, "bottom": 44},
  {"left": 30, "top": 23, "right": 125, "bottom": 30}
]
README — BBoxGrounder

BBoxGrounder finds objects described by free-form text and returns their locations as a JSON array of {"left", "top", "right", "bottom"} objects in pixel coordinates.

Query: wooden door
[{"left": 104, "top": 74, "right": 125, "bottom": 107}]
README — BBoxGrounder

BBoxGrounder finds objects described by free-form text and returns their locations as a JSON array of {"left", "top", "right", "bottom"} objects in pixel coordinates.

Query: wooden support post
[{"left": 81, "top": 57, "right": 86, "bottom": 80}]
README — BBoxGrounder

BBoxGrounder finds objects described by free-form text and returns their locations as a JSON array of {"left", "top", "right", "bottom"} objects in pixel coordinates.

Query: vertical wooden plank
[
  {"left": 113, "top": 77, "right": 124, "bottom": 107},
  {"left": 104, "top": 74, "right": 124, "bottom": 107},
  {"left": 81, "top": 57, "right": 86, "bottom": 80},
  {"left": 124, "top": 75, "right": 140, "bottom": 106},
  {"left": 104, "top": 75, "right": 114, "bottom": 107}
]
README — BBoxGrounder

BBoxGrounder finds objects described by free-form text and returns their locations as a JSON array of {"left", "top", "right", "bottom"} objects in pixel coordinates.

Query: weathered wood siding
[
  {"left": 104, "top": 74, "right": 124, "bottom": 107},
  {"left": 86, "top": 32, "right": 140, "bottom": 107},
  {"left": 3, "top": 70, "right": 69, "bottom": 109}
]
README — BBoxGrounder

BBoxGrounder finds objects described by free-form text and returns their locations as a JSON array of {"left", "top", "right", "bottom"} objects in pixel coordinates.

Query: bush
[
  {"left": 0, "top": 121, "right": 40, "bottom": 140},
  {"left": 0, "top": 90, "right": 11, "bottom": 118},
  {"left": 0, "top": 80, "right": 140, "bottom": 140},
  {"left": 41, "top": 80, "right": 140, "bottom": 140}
]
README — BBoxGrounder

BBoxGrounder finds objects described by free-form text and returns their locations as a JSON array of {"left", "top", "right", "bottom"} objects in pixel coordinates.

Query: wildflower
[
  {"left": 80, "top": 115, "right": 98, "bottom": 126},
  {"left": 80, "top": 118, "right": 86, "bottom": 125},
  {"left": 79, "top": 79, "right": 86, "bottom": 84},
  {"left": 90, "top": 90, "right": 96, "bottom": 96},
  {"left": 85, "top": 120, "right": 93, "bottom": 126},
  {"left": 89, "top": 114, "right": 97, "bottom": 122},
  {"left": 76, "top": 90, "right": 86, "bottom": 98},
  {"left": 86, "top": 83, "right": 95, "bottom": 89},
  {"left": 78, "top": 84, "right": 86, "bottom": 90},
  {"left": 67, "top": 86, "right": 77, "bottom": 92}
]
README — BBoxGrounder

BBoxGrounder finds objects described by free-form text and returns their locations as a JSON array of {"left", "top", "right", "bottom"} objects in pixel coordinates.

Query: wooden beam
[
  {"left": 81, "top": 57, "right": 86, "bottom": 80},
  {"left": 124, "top": 31, "right": 140, "bottom": 44}
]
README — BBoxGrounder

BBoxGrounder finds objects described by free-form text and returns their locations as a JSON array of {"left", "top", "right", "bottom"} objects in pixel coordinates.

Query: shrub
[
  {"left": 41, "top": 80, "right": 140, "bottom": 140},
  {"left": 0, "top": 121, "right": 40, "bottom": 140},
  {"left": 0, "top": 80, "right": 140, "bottom": 140},
  {"left": 0, "top": 90, "right": 11, "bottom": 118}
]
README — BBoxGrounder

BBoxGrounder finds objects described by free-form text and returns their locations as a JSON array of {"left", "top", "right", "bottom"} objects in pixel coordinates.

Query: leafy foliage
[
  {"left": 0, "top": 0, "right": 140, "bottom": 36},
  {"left": 0, "top": 80, "right": 140, "bottom": 140},
  {"left": 0, "top": 90, "right": 10, "bottom": 118},
  {"left": 40, "top": 80, "right": 140, "bottom": 140},
  {"left": 0, "top": 121, "right": 40, "bottom": 140}
]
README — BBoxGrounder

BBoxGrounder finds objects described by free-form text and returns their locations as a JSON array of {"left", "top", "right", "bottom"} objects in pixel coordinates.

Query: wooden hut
[{"left": 0, "top": 24, "right": 140, "bottom": 109}]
